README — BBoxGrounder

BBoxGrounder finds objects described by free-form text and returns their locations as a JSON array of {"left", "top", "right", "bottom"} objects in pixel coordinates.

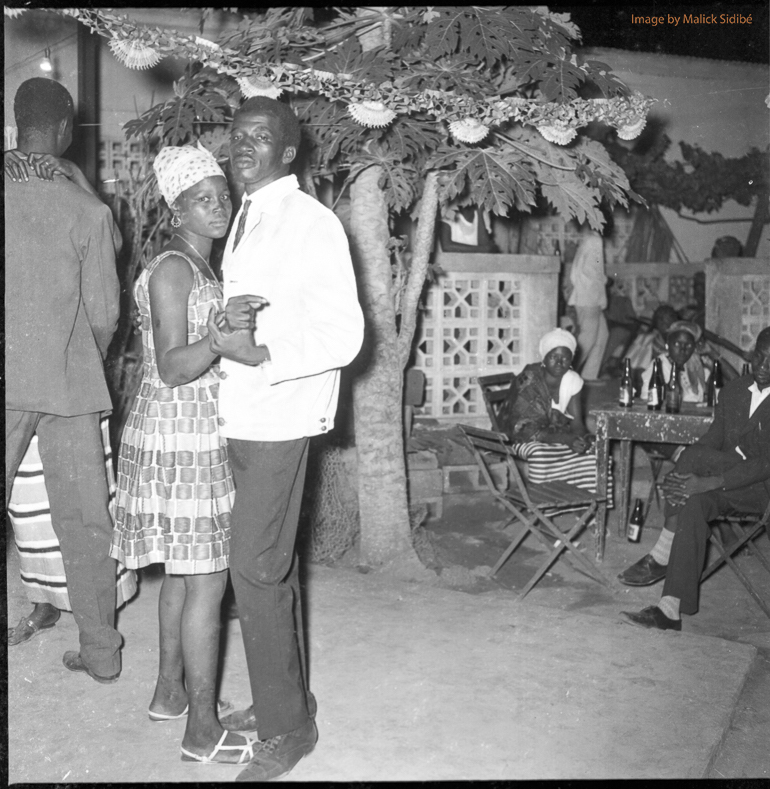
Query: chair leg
[
  {"left": 715, "top": 539, "right": 770, "bottom": 620},
  {"left": 702, "top": 522, "right": 766, "bottom": 581}
]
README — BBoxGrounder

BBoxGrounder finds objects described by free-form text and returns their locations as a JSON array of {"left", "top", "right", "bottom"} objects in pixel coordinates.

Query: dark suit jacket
[
  {"left": 694, "top": 374, "right": 770, "bottom": 492},
  {"left": 5, "top": 173, "right": 120, "bottom": 416}
]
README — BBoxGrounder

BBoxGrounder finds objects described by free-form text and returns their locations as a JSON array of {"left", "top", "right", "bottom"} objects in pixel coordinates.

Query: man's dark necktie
[{"left": 233, "top": 199, "right": 251, "bottom": 249}]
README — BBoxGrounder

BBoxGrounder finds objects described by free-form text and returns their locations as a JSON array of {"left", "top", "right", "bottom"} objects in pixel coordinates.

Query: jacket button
[
  {"left": 321, "top": 426, "right": 327, "bottom": 432},
  {"left": 320, "top": 417, "right": 326, "bottom": 423},
  {"left": 220, "top": 371, "right": 228, "bottom": 379},
  {"left": 218, "top": 417, "right": 225, "bottom": 426}
]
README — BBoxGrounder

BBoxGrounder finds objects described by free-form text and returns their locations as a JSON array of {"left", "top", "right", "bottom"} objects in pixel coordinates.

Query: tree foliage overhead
[
  {"left": 45, "top": 5, "right": 654, "bottom": 231},
  {"left": 607, "top": 134, "right": 770, "bottom": 214}
]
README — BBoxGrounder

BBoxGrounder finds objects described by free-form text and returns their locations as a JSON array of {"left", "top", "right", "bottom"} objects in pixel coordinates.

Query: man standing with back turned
[
  {"left": 5, "top": 78, "right": 123, "bottom": 683},
  {"left": 207, "top": 97, "right": 364, "bottom": 781}
]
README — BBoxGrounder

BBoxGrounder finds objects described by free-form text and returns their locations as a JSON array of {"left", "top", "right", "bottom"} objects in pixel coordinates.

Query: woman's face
[
  {"left": 543, "top": 346, "right": 573, "bottom": 379},
  {"left": 174, "top": 175, "right": 232, "bottom": 239},
  {"left": 667, "top": 330, "right": 696, "bottom": 366}
]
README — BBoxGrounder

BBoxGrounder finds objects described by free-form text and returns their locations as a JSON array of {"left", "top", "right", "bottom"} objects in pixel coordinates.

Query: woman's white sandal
[{"left": 180, "top": 730, "right": 258, "bottom": 764}]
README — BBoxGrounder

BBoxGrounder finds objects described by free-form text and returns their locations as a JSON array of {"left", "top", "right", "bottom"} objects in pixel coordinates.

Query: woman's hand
[{"left": 5, "top": 150, "right": 75, "bottom": 182}]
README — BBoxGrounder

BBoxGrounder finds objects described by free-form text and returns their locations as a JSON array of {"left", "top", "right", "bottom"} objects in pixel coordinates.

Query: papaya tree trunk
[
  {"left": 349, "top": 165, "right": 413, "bottom": 564},
  {"left": 744, "top": 188, "right": 768, "bottom": 258}
]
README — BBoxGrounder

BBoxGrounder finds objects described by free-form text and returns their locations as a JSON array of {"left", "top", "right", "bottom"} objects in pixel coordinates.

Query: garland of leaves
[{"left": 49, "top": 6, "right": 654, "bottom": 144}]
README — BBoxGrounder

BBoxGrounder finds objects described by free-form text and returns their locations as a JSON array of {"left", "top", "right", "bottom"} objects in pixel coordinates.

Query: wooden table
[{"left": 593, "top": 403, "right": 714, "bottom": 561}]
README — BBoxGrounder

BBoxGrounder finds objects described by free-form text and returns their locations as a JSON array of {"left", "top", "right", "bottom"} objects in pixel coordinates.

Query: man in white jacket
[{"left": 207, "top": 97, "right": 364, "bottom": 781}]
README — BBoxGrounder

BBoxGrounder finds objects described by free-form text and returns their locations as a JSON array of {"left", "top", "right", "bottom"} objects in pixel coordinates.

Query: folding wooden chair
[
  {"left": 459, "top": 424, "right": 611, "bottom": 598},
  {"left": 701, "top": 501, "right": 770, "bottom": 620},
  {"left": 477, "top": 372, "right": 515, "bottom": 432}
]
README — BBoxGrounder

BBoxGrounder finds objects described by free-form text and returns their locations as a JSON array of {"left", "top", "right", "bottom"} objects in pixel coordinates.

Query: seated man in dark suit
[{"left": 620, "top": 326, "right": 770, "bottom": 631}]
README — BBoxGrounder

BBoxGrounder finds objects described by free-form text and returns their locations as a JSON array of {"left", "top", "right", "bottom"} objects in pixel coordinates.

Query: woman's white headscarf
[
  {"left": 539, "top": 328, "right": 577, "bottom": 359},
  {"left": 153, "top": 142, "right": 225, "bottom": 207}
]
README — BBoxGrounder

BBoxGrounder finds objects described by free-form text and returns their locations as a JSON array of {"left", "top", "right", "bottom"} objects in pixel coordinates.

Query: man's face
[
  {"left": 666, "top": 330, "right": 696, "bottom": 367},
  {"left": 229, "top": 110, "right": 296, "bottom": 194},
  {"left": 751, "top": 342, "right": 770, "bottom": 390}
]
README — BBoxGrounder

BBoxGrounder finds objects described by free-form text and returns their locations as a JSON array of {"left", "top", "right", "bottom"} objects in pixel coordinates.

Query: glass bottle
[
  {"left": 665, "top": 362, "right": 682, "bottom": 414},
  {"left": 707, "top": 359, "right": 723, "bottom": 407},
  {"left": 627, "top": 498, "right": 644, "bottom": 543},
  {"left": 647, "top": 357, "right": 663, "bottom": 411},
  {"left": 619, "top": 358, "right": 633, "bottom": 408}
]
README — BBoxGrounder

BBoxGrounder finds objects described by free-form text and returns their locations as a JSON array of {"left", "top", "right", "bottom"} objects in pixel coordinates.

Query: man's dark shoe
[
  {"left": 62, "top": 651, "right": 120, "bottom": 684},
  {"left": 221, "top": 691, "right": 317, "bottom": 734},
  {"left": 620, "top": 606, "right": 682, "bottom": 632},
  {"left": 617, "top": 554, "right": 667, "bottom": 586},
  {"left": 236, "top": 717, "right": 317, "bottom": 782},
  {"left": 8, "top": 604, "right": 60, "bottom": 646}
]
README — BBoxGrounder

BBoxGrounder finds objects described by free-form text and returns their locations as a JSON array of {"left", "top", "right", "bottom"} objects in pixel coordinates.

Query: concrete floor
[{"left": 6, "top": 381, "right": 770, "bottom": 781}]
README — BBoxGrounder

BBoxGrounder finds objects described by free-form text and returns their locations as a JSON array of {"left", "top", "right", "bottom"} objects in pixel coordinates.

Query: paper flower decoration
[
  {"left": 309, "top": 69, "right": 335, "bottom": 82},
  {"left": 616, "top": 116, "right": 646, "bottom": 140},
  {"left": 237, "top": 75, "right": 283, "bottom": 99},
  {"left": 4, "top": 7, "right": 26, "bottom": 17},
  {"left": 195, "top": 36, "right": 220, "bottom": 51},
  {"left": 348, "top": 100, "right": 397, "bottom": 128},
  {"left": 108, "top": 38, "right": 162, "bottom": 70},
  {"left": 536, "top": 123, "right": 578, "bottom": 145},
  {"left": 448, "top": 118, "right": 490, "bottom": 144}
]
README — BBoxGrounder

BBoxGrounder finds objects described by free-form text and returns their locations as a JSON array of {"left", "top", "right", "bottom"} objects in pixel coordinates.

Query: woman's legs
[
  {"left": 179, "top": 570, "right": 228, "bottom": 750},
  {"left": 149, "top": 573, "right": 187, "bottom": 716}
]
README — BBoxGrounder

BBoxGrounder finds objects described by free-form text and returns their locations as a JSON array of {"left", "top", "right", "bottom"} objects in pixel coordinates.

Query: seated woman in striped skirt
[
  {"left": 497, "top": 328, "right": 606, "bottom": 493},
  {"left": 7, "top": 419, "right": 137, "bottom": 645}
]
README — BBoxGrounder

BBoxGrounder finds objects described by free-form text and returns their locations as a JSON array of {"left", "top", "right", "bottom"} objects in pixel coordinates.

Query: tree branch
[{"left": 397, "top": 170, "right": 440, "bottom": 368}]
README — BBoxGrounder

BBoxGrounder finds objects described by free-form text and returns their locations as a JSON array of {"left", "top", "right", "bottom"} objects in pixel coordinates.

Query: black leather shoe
[
  {"left": 621, "top": 606, "right": 682, "bottom": 631},
  {"left": 221, "top": 691, "right": 317, "bottom": 733},
  {"left": 236, "top": 717, "right": 318, "bottom": 782},
  {"left": 617, "top": 554, "right": 667, "bottom": 586},
  {"left": 62, "top": 651, "right": 121, "bottom": 684}
]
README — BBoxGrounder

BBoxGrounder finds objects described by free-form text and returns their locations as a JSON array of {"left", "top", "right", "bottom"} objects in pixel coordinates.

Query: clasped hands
[
  {"left": 660, "top": 471, "right": 723, "bottom": 507},
  {"left": 571, "top": 433, "right": 595, "bottom": 455},
  {"left": 207, "top": 294, "right": 270, "bottom": 366}
]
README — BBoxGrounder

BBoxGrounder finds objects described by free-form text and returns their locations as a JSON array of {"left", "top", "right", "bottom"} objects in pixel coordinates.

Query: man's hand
[
  {"left": 207, "top": 308, "right": 269, "bottom": 365},
  {"left": 660, "top": 471, "right": 724, "bottom": 507},
  {"left": 5, "top": 150, "right": 74, "bottom": 182},
  {"left": 223, "top": 294, "right": 269, "bottom": 332},
  {"left": 571, "top": 435, "right": 591, "bottom": 455}
]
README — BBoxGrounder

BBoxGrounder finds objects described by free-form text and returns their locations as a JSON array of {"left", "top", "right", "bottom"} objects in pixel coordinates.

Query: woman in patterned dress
[{"left": 110, "top": 145, "right": 256, "bottom": 764}]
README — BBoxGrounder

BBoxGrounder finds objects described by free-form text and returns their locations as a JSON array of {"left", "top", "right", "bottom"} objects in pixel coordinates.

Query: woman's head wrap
[
  {"left": 153, "top": 143, "right": 226, "bottom": 207},
  {"left": 666, "top": 320, "right": 702, "bottom": 344},
  {"left": 539, "top": 328, "right": 577, "bottom": 359}
]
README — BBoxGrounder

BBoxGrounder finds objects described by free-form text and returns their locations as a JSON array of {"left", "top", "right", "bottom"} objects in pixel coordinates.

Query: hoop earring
[{"left": 171, "top": 214, "right": 181, "bottom": 228}]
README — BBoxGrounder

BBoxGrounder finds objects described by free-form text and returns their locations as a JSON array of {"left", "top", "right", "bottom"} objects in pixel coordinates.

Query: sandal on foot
[
  {"left": 149, "top": 698, "right": 234, "bottom": 722},
  {"left": 180, "top": 730, "right": 257, "bottom": 765},
  {"left": 8, "top": 607, "right": 60, "bottom": 646}
]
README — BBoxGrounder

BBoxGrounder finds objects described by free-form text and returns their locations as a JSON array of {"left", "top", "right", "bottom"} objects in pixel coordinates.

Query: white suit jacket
[{"left": 219, "top": 175, "right": 364, "bottom": 441}]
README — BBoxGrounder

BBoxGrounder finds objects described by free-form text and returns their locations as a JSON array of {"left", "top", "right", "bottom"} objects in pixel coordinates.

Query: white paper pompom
[
  {"left": 109, "top": 38, "right": 162, "bottom": 70},
  {"left": 448, "top": 118, "right": 490, "bottom": 144},
  {"left": 348, "top": 100, "right": 397, "bottom": 128},
  {"left": 536, "top": 123, "right": 578, "bottom": 145},
  {"left": 237, "top": 76, "right": 283, "bottom": 99},
  {"left": 616, "top": 116, "right": 646, "bottom": 140}
]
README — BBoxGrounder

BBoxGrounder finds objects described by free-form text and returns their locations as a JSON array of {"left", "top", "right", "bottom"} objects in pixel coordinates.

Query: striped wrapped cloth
[
  {"left": 7, "top": 419, "right": 138, "bottom": 611},
  {"left": 509, "top": 440, "right": 613, "bottom": 500}
]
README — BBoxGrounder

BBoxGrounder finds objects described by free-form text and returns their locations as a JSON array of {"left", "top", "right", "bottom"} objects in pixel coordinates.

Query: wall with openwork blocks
[
  {"left": 610, "top": 262, "right": 705, "bottom": 319},
  {"left": 412, "top": 253, "right": 559, "bottom": 426}
]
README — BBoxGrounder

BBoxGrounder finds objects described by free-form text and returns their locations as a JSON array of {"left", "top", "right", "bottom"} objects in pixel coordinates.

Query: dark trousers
[
  {"left": 663, "top": 445, "right": 747, "bottom": 528},
  {"left": 228, "top": 437, "right": 311, "bottom": 740},
  {"left": 662, "top": 484, "right": 769, "bottom": 615},
  {"left": 5, "top": 410, "right": 121, "bottom": 676}
]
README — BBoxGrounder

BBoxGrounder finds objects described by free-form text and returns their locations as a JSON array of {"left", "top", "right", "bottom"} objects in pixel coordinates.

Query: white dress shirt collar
[
  {"left": 748, "top": 380, "right": 770, "bottom": 417},
  {"left": 240, "top": 174, "right": 299, "bottom": 216}
]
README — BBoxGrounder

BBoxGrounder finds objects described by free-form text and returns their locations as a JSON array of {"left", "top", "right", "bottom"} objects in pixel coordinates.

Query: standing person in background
[
  {"left": 5, "top": 124, "right": 134, "bottom": 648},
  {"left": 206, "top": 96, "right": 364, "bottom": 782},
  {"left": 568, "top": 225, "right": 609, "bottom": 382},
  {"left": 5, "top": 77, "right": 122, "bottom": 684}
]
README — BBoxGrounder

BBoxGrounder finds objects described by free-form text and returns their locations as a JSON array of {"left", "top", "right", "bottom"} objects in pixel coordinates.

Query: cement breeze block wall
[{"left": 413, "top": 253, "right": 560, "bottom": 425}]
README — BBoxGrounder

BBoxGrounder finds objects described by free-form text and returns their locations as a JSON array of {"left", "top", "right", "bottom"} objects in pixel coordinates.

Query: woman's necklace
[{"left": 173, "top": 233, "right": 217, "bottom": 280}]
